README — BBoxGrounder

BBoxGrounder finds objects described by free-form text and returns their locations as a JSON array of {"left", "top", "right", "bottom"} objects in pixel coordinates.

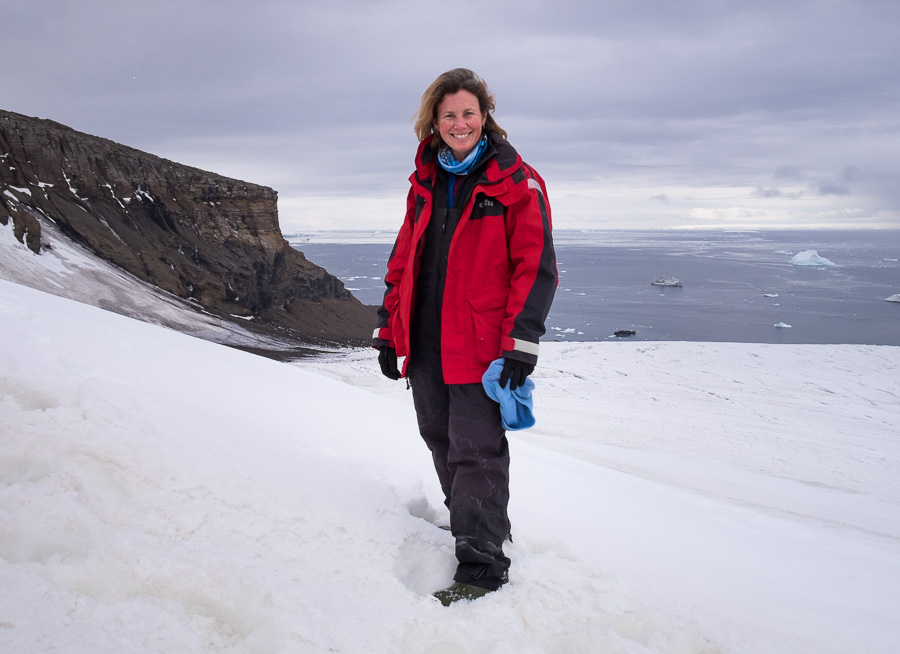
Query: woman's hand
[
  {"left": 499, "top": 358, "right": 534, "bottom": 391},
  {"left": 378, "top": 346, "right": 402, "bottom": 380}
]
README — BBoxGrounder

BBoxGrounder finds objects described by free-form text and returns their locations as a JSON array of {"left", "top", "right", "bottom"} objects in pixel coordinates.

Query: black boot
[{"left": 433, "top": 582, "right": 495, "bottom": 606}]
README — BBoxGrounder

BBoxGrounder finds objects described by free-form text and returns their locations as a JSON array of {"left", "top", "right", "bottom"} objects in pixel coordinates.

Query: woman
[{"left": 374, "top": 68, "right": 557, "bottom": 605}]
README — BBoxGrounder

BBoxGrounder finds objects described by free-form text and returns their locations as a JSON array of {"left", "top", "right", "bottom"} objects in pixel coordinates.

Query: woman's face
[{"left": 434, "top": 90, "right": 486, "bottom": 162}]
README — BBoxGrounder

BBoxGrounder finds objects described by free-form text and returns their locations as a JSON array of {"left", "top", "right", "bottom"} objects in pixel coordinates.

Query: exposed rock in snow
[{"left": 790, "top": 250, "right": 836, "bottom": 267}]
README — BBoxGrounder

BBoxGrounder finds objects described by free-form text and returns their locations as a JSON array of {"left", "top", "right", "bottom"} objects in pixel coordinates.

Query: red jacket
[{"left": 374, "top": 133, "right": 557, "bottom": 384}]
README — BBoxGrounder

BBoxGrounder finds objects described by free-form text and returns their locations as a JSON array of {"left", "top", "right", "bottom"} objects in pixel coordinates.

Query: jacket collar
[{"left": 414, "top": 131, "right": 522, "bottom": 185}]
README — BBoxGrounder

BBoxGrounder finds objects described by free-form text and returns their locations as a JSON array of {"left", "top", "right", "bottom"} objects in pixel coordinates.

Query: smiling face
[{"left": 434, "top": 90, "right": 486, "bottom": 162}]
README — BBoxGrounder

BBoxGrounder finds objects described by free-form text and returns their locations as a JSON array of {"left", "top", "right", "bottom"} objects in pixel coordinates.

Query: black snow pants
[{"left": 409, "top": 344, "right": 511, "bottom": 591}]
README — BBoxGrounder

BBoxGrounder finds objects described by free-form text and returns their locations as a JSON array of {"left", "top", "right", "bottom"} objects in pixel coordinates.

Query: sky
[{"left": 5, "top": 0, "right": 900, "bottom": 232}]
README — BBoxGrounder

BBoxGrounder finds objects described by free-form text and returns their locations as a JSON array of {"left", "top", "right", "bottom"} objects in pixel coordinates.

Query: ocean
[{"left": 289, "top": 230, "right": 900, "bottom": 346}]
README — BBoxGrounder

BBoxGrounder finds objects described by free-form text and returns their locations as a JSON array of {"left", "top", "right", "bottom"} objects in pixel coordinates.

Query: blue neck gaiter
[
  {"left": 437, "top": 135, "right": 488, "bottom": 208},
  {"left": 436, "top": 135, "right": 488, "bottom": 175}
]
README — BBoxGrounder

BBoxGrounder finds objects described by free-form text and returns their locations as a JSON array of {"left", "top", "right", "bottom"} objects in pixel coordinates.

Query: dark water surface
[{"left": 292, "top": 230, "right": 900, "bottom": 346}]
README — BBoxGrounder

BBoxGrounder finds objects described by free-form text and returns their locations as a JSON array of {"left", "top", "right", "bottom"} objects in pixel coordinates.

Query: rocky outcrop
[{"left": 1, "top": 109, "right": 375, "bottom": 347}]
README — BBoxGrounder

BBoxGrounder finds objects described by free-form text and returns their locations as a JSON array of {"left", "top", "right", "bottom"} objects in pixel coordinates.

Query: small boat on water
[{"left": 651, "top": 276, "right": 682, "bottom": 287}]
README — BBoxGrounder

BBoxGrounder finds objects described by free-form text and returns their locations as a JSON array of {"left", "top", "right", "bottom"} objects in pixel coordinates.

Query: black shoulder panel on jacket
[
  {"left": 488, "top": 130, "right": 519, "bottom": 172},
  {"left": 414, "top": 170, "right": 433, "bottom": 193}
]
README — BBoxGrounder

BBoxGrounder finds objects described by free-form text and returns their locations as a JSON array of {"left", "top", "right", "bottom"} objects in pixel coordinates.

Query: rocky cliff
[{"left": 0, "top": 109, "right": 375, "bottom": 349}]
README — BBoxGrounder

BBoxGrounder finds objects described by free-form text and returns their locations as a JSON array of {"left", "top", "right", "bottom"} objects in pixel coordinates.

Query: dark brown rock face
[{"left": 1, "top": 109, "right": 374, "bottom": 347}]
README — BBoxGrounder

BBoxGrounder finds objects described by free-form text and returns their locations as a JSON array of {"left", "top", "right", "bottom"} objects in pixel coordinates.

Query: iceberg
[
  {"left": 790, "top": 250, "right": 836, "bottom": 267},
  {"left": 886, "top": 294, "right": 900, "bottom": 303},
  {"left": 774, "top": 322, "right": 793, "bottom": 329}
]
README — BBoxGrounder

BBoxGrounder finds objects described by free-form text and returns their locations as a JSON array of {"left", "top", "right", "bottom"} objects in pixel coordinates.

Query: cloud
[
  {"left": 5, "top": 0, "right": 900, "bottom": 230},
  {"left": 816, "top": 182, "right": 852, "bottom": 197},
  {"left": 774, "top": 166, "right": 805, "bottom": 181},
  {"left": 752, "top": 187, "right": 802, "bottom": 200}
]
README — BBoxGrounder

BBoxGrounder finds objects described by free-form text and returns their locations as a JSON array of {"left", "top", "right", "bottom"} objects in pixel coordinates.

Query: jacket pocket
[{"left": 467, "top": 291, "right": 508, "bottom": 365}]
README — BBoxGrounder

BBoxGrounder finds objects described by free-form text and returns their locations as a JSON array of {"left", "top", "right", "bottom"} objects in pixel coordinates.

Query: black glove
[
  {"left": 499, "top": 358, "right": 534, "bottom": 391},
  {"left": 378, "top": 346, "right": 401, "bottom": 380}
]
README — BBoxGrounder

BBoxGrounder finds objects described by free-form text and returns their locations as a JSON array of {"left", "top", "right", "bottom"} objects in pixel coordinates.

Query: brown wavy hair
[{"left": 413, "top": 68, "right": 508, "bottom": 148}]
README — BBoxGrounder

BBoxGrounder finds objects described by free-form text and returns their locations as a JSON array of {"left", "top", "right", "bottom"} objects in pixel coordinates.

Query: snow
[
  {"left": 790, "top": 250, "right": 836, "bottom": 267},
  {"left": 62, "top": 170, "right": 83, "bottom": 197},
  {"left": 102, "top": 182, "right": 126, "bottom": 209},
  {"left": 0, "top": 214, "right": 288, "bottom": 350},
  {"left": 2, "top": 279, "right": 900, "bottom": 653}
]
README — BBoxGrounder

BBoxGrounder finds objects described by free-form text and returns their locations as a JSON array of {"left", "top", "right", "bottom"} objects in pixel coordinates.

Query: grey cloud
[
  {"left": 5, "top": 0, "right": 899, "bottom": 230},
  {"left": 774, "top": 166, "right": 805, "bottom": 181},
  {"left": 816, "top": 182, "right": 852, "bottom": 196},
  {"left": 753, "top": 187, "right": 803, "bottom": 199},
  {"left": 842, "top": 166, "right": 867, "bottom": 183}
]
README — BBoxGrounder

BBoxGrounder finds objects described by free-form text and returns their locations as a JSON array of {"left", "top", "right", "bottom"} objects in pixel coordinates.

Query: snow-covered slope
[
  {"left": 2, "top": 278, "right": 899, "bottom": 653},
  {"left": 1, "top": 212, "right": 295, "bottom": 349}
]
